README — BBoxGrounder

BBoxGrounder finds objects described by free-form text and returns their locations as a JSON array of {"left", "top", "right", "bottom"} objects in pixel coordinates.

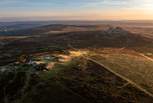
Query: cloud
[
  {"left": 0, "top": 0, "right": 136, "bottom": 11},
  {"left": 0, "top": 0, "right": 153, "bottom": 20}
]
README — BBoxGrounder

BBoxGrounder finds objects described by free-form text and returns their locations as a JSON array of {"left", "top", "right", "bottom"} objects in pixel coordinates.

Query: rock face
[
  {"left": 101, "top": 27, "right": 135, "bottom": 44},
  {"left": 106, "top": 27, "right": 129, "bottom": 36}
]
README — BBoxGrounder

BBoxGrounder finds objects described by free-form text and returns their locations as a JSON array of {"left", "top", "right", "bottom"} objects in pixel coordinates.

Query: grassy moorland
[
  {"left": 1, "top": 23, "right": 153, "bottom": 103},
  {"left": 89, "top": 48, "right": 153, "bottom": 94},
  {"left": 1, "top": 55, "right": 153, "bottom": 103}
]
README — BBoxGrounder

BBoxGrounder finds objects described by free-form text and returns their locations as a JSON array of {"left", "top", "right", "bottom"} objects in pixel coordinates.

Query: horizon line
[{"left": 1, "top": 19, "right": 153, "bottom": 22}]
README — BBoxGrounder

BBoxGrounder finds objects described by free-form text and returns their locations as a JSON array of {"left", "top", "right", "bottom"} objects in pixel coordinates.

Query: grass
[
  {"left": 89, "top": 48, "right": 153, "bottom": 94},
  {"left": 43, "top": 56, "right": 153, "bottom": 103},
  {"left": 39, "top": 58, "right": 81, "bottom": 80},
  {"left": 1, "top": 55, "right": 153, "bottom": 103}
]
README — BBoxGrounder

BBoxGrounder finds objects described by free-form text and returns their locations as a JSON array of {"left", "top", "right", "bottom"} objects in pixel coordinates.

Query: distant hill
[
  {"left": 39, "top": 26, "right": 151, "bottom": 48},
  {"left": 0, "top": 21, "right": 55, "bottom": 35},
  {"left": 4, "top": 26, "right": 152, "bottom": 50},
  {"left": 0, "top": 24, "right": 153, "bottom": 65},
  {"left": 0, "top": 22, "right": 111, "bottom": 36}
]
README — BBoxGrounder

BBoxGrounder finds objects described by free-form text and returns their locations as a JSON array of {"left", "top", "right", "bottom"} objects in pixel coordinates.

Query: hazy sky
[{"left": 0, "top": 0, "right": 153, "bottom": 21}]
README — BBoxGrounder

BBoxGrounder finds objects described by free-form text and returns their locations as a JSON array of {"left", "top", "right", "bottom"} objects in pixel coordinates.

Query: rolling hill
[{"left": 1, "top": 23, "right": 153, "bottom": 103}]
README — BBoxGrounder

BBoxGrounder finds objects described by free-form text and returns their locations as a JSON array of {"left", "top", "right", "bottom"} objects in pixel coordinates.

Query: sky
[{"left": 0, "top": 0, "right": 153, "bottom": 21}]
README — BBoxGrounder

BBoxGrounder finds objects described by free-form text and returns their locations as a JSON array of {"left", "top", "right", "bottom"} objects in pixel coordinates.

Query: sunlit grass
[{"left": 90, "top": 48, "right": 153, "bottom": 93}]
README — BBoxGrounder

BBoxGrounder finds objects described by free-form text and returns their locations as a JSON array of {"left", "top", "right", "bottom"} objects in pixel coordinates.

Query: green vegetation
[
  {"left": 1, "top": 24, "right": 153, "bottom": 103},
  {"left": 37, "top": 45, "right": 68, "bottom": 53},
  {"left": 0, "top": 55, "right": 153, "bottom": 103},
  {"left": 0, "top": 63, "right": 46, "bottom": 103}
]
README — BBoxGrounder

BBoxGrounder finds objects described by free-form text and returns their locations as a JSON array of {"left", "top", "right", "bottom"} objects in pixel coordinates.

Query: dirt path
[
  {"left": 67, "top": 47, "right": 153, "bottom": 98},
  {"left": 139, "top": 53, "right": 153, "bottom": 62},
  {"left": 85, "top": 57, "right": 153, "bottom": 98}
]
